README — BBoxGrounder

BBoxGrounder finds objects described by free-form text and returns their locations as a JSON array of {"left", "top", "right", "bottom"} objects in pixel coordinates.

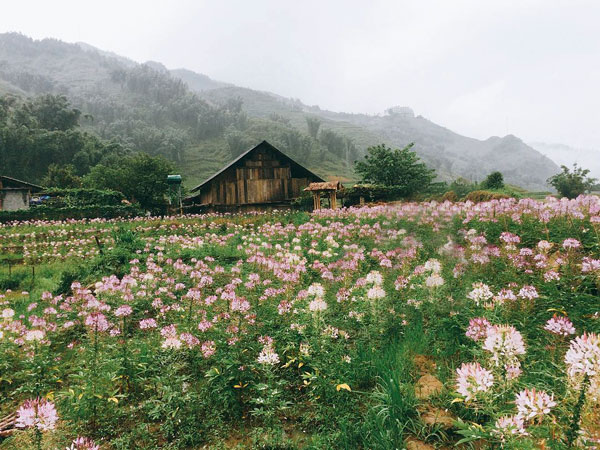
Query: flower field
[{"left": 0, "top": 196, "right": 599, "bottom": 449}]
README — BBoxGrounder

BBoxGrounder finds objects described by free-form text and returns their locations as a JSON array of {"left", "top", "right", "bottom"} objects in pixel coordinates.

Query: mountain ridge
[{"left": 0, "top": 32, "right": 559, "bottom": 190}]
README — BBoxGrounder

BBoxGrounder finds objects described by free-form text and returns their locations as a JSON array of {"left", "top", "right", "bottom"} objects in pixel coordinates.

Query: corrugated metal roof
[
  {"left": 0, "top": 176, "right": 44, "bottom": 190},
  {"left": 190, "top": 140, "right": 325, "bottom": 193}
]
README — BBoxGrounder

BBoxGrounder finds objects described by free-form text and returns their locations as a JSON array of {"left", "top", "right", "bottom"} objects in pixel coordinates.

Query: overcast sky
[{"left": 2, "top": 0, "right": 599, "bottom": 149}]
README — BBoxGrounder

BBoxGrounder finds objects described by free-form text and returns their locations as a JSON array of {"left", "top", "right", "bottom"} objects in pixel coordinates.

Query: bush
[
  {"left": 464, "top": 190, "right": 511, "bottom": 202},
  {"left": 441, "top": 191, "right": 458, "bottom": 202},
  {"left": 0, "top": 204, "right": 142, "bottom": 223},
  {"left": 547, "top": 164, "right": 597, "bottom": 199},
  {"left": 481, "top": 171, "right": 505, "bottom": 190},
  {"left": 41, "top": 188, "right": 127, "bottom": 207},
  {"left": 342, "top": 185, "right": 405, "bottom": 204},
  {"left": 354, "top": 143, "right": 436, "bottom": 196}
]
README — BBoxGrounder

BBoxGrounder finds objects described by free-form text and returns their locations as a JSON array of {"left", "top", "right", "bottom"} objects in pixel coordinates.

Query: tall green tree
[
  {"left": 305, "top": 116, "right": 321, "bottom": 140},
  {"left": 354, "top": 143, "right": 435, "bottom": 196},
  {"left": 482, "top": 171, "right": 505, "bottom": 190},
  {"left": 547, "top": 164, "right": 597, "bottom": 199},
  {"left": 84, "top": 153, "right": 175, "bottom": 211},
  {"left": 41, "top": 164, "right": 82, "bottom": 188}
]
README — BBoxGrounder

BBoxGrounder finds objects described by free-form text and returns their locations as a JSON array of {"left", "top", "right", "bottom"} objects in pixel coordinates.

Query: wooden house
[
  {"left": 187, "top": 141, "right": 324, "bottom": 210},
  {"left": 0, "top": 176, "right": 43, "bottom": 211}
]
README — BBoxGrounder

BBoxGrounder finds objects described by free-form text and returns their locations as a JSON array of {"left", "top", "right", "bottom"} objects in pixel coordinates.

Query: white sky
[{"left": 2, "top": 0, "right": 599, "bottom": 149}]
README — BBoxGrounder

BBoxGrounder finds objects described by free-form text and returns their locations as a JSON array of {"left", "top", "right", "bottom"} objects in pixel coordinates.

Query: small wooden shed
[
  {"left": 0, "top": 176, "right": 43, "bottom": 211},
  {"left": 187, "top": 140, "right": 324, "bottom": 210},
  {"left": 304, "top": 181, "right": 343, "bottom": 210}
]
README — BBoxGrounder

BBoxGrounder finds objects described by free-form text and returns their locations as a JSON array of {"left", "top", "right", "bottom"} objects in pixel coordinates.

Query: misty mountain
[
  {"left": 529, "top": 142, "right": 600, "bottom": 179},
  {"left": 0, "top": 32, "right": 559, "bottom": 190},
  {"left": 171, "top": 68, "right": 231, "bottom": 92}
]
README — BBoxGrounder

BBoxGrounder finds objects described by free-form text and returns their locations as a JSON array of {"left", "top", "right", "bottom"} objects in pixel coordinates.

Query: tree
[
  {"left": 84, "top": 153, "right": 175, "bottom": 211},
  {"left": 41, "top": 164, "right": 82, "bottom": 188},
  {"left": 305, "top": 116, "right": 321, "bottom": 140},
  {"left": 24, "top": 94, "right": 81, "bottom": 131},
  {"left": 354, "top": 143, "right": 436, "bottom": 196},
  {"left": 547, "top": 164, "right": 597, "bottom": 199},
  {"left": 482, "top": 171, "right": 504, "bottom": 190}
]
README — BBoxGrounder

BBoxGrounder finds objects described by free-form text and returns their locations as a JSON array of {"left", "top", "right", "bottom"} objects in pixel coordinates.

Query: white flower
[
  {"left": 308, "top": 298, "right": 328, "bottom": 312},
  {"left": 367, "top": 285, "right": 386, "bottom": 300},
  {"left": 257, "top": 345, "right": 280, "bottom": 365},
  {"left": 366, "top": 271, "right": 383, "bottom": 286}
]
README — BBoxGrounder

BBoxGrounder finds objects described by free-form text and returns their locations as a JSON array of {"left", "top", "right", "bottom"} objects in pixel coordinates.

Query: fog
[{"left": 2, "top": 0, "right": 599, "bottom": 152}]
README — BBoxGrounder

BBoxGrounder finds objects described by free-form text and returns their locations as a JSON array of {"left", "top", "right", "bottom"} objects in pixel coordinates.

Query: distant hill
[
  {"left": 0, "top": 32, "right": 560, "bottom": 190},
  {"left": 193, "top": 84, "right": 559, "bottom": 189},
  {"left": 529, "top": 142, "right": 600, "bottom": 179},
  {"left": 171, "top": 68, "right": 231, "bottom": 92}
]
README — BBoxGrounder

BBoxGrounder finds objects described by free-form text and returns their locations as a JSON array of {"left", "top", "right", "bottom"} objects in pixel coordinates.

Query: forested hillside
[
  {"left": 0, "top": 33, "right": 355, "bottom": 187},
  {"left": 0, "top": 32, "right": 559, "bottom": 189}
]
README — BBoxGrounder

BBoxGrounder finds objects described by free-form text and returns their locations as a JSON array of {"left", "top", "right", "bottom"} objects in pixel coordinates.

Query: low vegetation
[{"left": 0, "top": 195, "right": 599, "bottom": 449}]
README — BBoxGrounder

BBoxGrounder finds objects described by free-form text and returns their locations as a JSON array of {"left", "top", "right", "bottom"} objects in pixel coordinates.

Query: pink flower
[
  {"left": 139, "top": 318, "right": 157, "bottom": 329},
  {"left": 455, "top": 362, "right": 494, "bottom": 401},
  {"left": 84, "top": 312, "right": 110, "bottom": 332},
  {"left": 201, "top": 340, "right": 216, "bottom": 358},
  {"left": 483, "top": 325, "right": 526, "bottom": 369},
  {"left": 67, "top": 437, "right": 100, "bottom": 450},
  {"left": 494, "top": 415, "right": 528, "bottom": 438},
  {"left": 308, "top": 298, "right": 328, "bottom": 312},
  {"left": 544, "top": 315, "right": 575, "bottom": 336},
  {"left": 467, "top": 282, "right": 494, "bottom": 306},
  {"left": 257, "top": 344, "right": 280, "bottom": 365},
  {"left": 197, "top": 319, "right": 213, "bottom": 332},
  {"left": 581, "top": 257, "right": 600, "bottom": 273},
  {"left": 160, "top": 324, "right": 177, "bottom": 338},
  {"left": 466, "top": 317, "right": 492, "bottom": 341},
  {"left": 515, "top": 388, "right": 556, "bottom": 421},
  {"left": 562, "top": 238, "right": 581, "bottom": 250},
  {"left": 517, "top": 285, "right": 539, "bottom": 300},
  {"left": 543, "top": 271, "right": 561, "bottom": 282},
  {"left": 565, "top": 333, "right": 600, "bottom": 386},
  {"left": 16, "top": 397, "right": 59, "bottom": 431},
  {"left": 115, "top": 305, "right": 133, "bottom": 317},
  {"left": 180, "top": 332, "right": 199, "bottom": 349}
]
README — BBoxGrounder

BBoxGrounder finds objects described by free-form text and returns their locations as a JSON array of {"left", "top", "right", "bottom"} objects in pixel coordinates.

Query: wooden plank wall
[{"left": 200, "top": 146, "right": 313, "bottom": 205}]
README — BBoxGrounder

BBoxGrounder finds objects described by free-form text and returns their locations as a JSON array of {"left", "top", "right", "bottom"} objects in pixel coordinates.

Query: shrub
[
  {"left": 481, "top": 171, "right": 505, "bottom": 190},
  {"left": 464, "top": 190, "right": 511, "bottom": 202}
]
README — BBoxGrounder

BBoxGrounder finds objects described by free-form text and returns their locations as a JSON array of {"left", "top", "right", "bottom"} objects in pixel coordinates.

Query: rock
[
  {"left": 405, "top": 438, "right": 436, "bottom": 450},
  {"left": 420, "top": 407, "right": 456, "bottom": 429},
  {"left": 413, "top": 355, "right": 436, "bottom": 375},
  {"left": 415, "top": 374, "right": 443, "bottom": 399}
]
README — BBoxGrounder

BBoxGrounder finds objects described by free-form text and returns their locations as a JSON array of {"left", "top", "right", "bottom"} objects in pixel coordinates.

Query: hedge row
[
  {"left": 0, "top": 205, "right": 143, "bottom": 223},
  {"left": 40, "top": 188, "right": 127, "bottom": 207}
]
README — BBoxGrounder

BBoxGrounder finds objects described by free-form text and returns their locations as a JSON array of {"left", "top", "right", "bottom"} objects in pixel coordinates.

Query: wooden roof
[
  {"left": 0, "top": 176, "right": 43, "bottom": 191},
  {"left": 304, "top": 181, "right": 343, "bottom": 191},
  {"left": 190, "top": 140, "right": 324, "bottom": 193}
]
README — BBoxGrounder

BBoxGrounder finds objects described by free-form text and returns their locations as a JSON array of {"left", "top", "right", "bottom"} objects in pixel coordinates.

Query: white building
[{"left": 0, "top": 176, "right": 43, "bottom": 211}]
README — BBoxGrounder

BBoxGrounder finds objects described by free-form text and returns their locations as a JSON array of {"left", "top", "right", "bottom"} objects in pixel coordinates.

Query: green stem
[{"left": 566, "top": 375, "right": 589, "bottom": 448}]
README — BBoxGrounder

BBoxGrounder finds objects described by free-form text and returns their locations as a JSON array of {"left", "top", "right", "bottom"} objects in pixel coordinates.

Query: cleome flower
[
  {"left": 257, "top": 344, "right": 280, "bottom": 366},
  {"left": 467, "top": 282, "right": 494, "bottom": 306},
  {"left": 466, "top": 317, "right": 492, "bottom": 341},
  {"left": 16, "top": 397, "right": 59, "bottom": 431},
  {"left": 483, "top": 325, "right": 526, "bottom": 370},
  {"left": 514, "top": 388, "right": 556, "bottom": 421},
  {"left": 67, "top": 437, "right": 100, "bottom": 450},
  {"left": 544, "top": 315, "right": 575, "bottom": 337},
  {"left": 565, "top": 332, "right": 600, "bottom": 379},
  {"left": 455, "top": 362, "right": 494, "bottom": 401},
  {"left": 493, "top": 414, "right": 528, "bottom": 439},
  {"left": 564, "top": 332, "right": 600, "bottom": 400}
]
